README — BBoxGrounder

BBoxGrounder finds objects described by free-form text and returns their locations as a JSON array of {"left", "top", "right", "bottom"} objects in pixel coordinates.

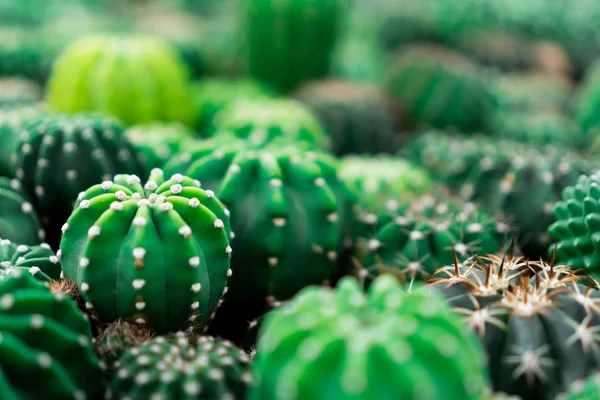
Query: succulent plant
[
  {"left": 241, "top": 0, "right": 346, "bottom": 93},
  {"left": 12, "top": 113, "right": 143, "bottom": 247},
  {"left": 558, "top": 372, "right": 600, "bottom": 400},
  {"left": 0, "top": 26, "right": 55, "bottom": 83},
  {"left": 294, "top": 80, "right": 401, "bottom": 156},
  {"left": 0, "top": 238, "right": 61, "bottom": 281},
  {"left": 59, "top": 169, "right": 232, "bottom": 333},
  {"left": 431, "top": 252, "right": 600, "bottom": 399},
  {"left": 0, "top": 269, "right": 105, "bottom": 399},
  {"left": 111, "top": 332, "right": 253, "bottom": 399},
  {"left": 387, "top": 45, "right": 494, "bottom": 133},
  {"left": 0, "top": 104, "right": 41, "bottom": 176},
  {"left": 0, "top": 177, "right": 45, "bottom": 245},
  {"left": 46, "top": 35, "right": 193, "bottom": 126},
  {"left": 250, "top": 275, "right": 489, "bottom": 400},
  {"left": 211, "top": 98, "right": 330, "bottom": 150}
]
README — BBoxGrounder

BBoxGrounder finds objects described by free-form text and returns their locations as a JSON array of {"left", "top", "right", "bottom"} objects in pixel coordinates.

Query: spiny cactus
[
  {"left": 294, "top": 80, "right": 401, "bottom": 156},
  {"left": 12, "top": 113, "right": 143, "bottom": 247},
  {"left": 46, "top": 35, "right": 193, "bottom": 126},
  {"left": 0, "top": 269, "right": 105, "bottom": 399},
  {"left": 111, "top": 332, "right": 253, "bottom": 400},
  {"left": 387, "top": 45, "right": 494, "bottom": 133},
  {"left": 0, "top": 238, "right": 61, "bottom": 281},
  {"left": 241, "top": 0, "right": 347, "bottom": 93},
  {"left": 165, "top": 139, "right": 356, "bottom": 343},
  {"left": 558, "top": 372, "right": 600, "bottom": 400},
  {"left": 250, "top": 275, "right": 489, "bottom": 400},
  {"left": 431, "top": 252, "right": 600, "bottom": 399},
  {"left": 211, "top": 98, "right": 330, "bottom": 150},
  {"left": 59, "top": 169, "right": 232, "bottom": 333},
  {"left": 0, "top": 177, "right": 45, "bottom": 245}
]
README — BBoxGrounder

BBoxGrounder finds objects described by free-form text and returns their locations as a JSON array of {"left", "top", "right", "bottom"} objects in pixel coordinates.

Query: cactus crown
[{"left": 0, "top": 238, "right": 61, "bottom": 281}]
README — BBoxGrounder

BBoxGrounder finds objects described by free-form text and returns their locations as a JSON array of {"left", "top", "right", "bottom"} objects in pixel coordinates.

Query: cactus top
[
  {"left": 0, "top": 238, "right": 61, "bottom": 281},
  {"left": 0, "top": 177, "right": 45, "bottom": 245}
]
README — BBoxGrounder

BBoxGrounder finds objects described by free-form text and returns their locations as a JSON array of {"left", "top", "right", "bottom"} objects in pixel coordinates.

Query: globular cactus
[
  {"left": 59, "top": 169, "right": 232, "bottom": 333},
  {"left": 250, "top": 275, "right": 489, "bottom": 400},
  {"left": 294, "top": 80, "right": 401, "bottom": 156},
  {"left": 12, "top": 114, "right": 143, "bottom": 247},
  {"left": 211, "top": 98, "right": 330, "bottom": 150},
  {"left": 0, "top": 269, "right": 105, "bottom": 399},
  {"left": 387, "top": 45, "right": 494, "bottom": 133},
  {"left": 111, "top": 332, "right": 253, "bottom": 400},
  {"left": 0, "top": 238, "right": 61, "bottom": 281},
  {"left": 558, "top": 372, "right": 600, "bottom": 400},
  {"left": 431, "top": 252, "right": 600, "bottom": 399},
  {"left": 241, "top": 0, "right": 347, "bottom": 93},
  {"left": 46, "top": 35, "right": 193, "bottom": 126},
  {"left": 0, "top": 177, "right": 45, "bottom": 245},
  {"left": 164, "top": 139, "right": 356, "bottom": 343}
]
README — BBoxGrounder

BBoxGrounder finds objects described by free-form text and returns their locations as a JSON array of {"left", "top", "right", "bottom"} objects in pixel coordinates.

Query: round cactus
[
  {"left": 211, "top": 98, "right": 330, "bottom": 150},
  {"left": 431, "top": 252, "right": 600, "bottom": 399},
  {"left": 387, "top": 45, "right": 494, "bottom": 133},
  {"left": 111, "top": 332, "right": 253, "bottom": 399},
  {"left": 0, "top": 238, "right": 61, "bottom": 281},
  {"left": 59, "top": 169, "right": 232, "bottom": 333},
  {"left": 558, "top": 372, "right": 600, "bottom": 400},
  {"left": 12, "top": 113, "right": 143, "bottom": 247},
  {"left": 0, "top": 269, "right": 105, "bottom": 398},
  {"left": 250, "top": 275, "right": 489, "bottom": 400},
  {"left": 46, "top": 35, "right": 193, "bottom": 126},
  {"left": 0, "top": 177, "right": 45, "bottom": 245},
  {"left": 294, "top": 80, "right": 401, "bottom": 156},
  {"left": 241, "top": 0, "right": 347, "bottom": 93}
]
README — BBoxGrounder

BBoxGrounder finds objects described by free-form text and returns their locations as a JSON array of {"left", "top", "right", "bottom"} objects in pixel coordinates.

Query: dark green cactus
[
  {"left": 0, "top": 269, "right": 105, "bottom": 399},
  {"left": 12, "top": 113, "right": 143, "bottom": 247},
  {"left": 111, "top": 332, "right": 253, "bottom": 399},
  {"left": 431, "top": 253, "right": 600, "bottom": 399},
  {"left": 250, "top": 275, "right": 489, "bottom": 400},
  {"left": 0, "top": 238, "right": 61, "bottom": 281},
  {"left": 558, "top": 372, "right": 600, "bottom": 400},
  {"left": 0, "top": 177, "right": 45, "bottom": 245},
  {"left": 59, "top": 169, "right": 232, "bottom": 333}
]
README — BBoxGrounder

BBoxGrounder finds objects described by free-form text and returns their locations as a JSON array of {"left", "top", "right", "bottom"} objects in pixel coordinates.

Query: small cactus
[
  {"left": 0, "top": 238, "right": 61, "bottom": 281},
  {"left": 0, "top": 177, "right": 45, "bottom": 245},
  {"left": 111, "top": 332, "right": 253, "bottom": 399},
  {"left": 59, "top": 169, "right": 232, "bottom": 333},
  {"left": 249, "top": 275, "right": 489, "bottom": 400},
  {"left": 0, "top": 270, "right": 105, "bottom": 399}
]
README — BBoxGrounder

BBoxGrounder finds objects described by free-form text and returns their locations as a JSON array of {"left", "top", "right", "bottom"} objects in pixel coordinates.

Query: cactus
[
  {"left": 241, "top": 0, "right": 347, "bottom": 93},
  {"left": 164, "top": 139, "right": 356, "bottom": 343},
  {"left": 431, "top": 252, "right": 600, "bottom": 399},
  {"left": 250, "top": 275, "right": 489, "bottom": 400},
  {"left": 12, "top": 113, "right": 143, "bottom": 247},
  {"left": 0, "top": 269, "right": 105, "bottom": 399},
  {"left": 0, "top": 177, "right": 45, "bottom": 245},
  {"left": 211, "top": 98, "right": 330, "bottom": 150},
  {"left": 111, "top": 332, "right": 253, "bottom": 399},
  {"left": 0, "top": 104, "right": 41, "bottom": 176},
  {"left": 59, "top": 169, "right": 232, "bottom": 333},
  {"left": 558, "top": 372, "right": 600, "bottom": 400},
  {"left": 387, "top": 45, "right": 494, "bottom": 133},
  {"left": 46, "top": 35, "right": 193, "bottom": 126},
  {"left": 294, "top": 80, "right": 401, "bottom": 156},
  {"left": 0, "top": 238, "right": 61, "bottom": 281}
]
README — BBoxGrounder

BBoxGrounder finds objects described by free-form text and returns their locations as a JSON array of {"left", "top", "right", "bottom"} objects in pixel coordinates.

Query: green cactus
[
  {"left": 0, "top": 269, "right": 105, "bottom": 399},
  {"left": 250, "top": 275, "right": 489, "bottom": 400},
  {"left": 294, "top": 80, "right": 401, "bottom": 156},
  {"left": 0, "top": 177, "right": 45, "bottom": 245},
  {"left": 46, "top": 35, "right": 193, "bottom": 126},
  {"left": 0, "top": 238, "right": 61, "bottom": 281},
  {"left": 211, "top": 98, "right": 330, "bottom": 150},
  {"left": 59, "top": 169, "right": 232, "bottom": 333},
  {"left": 0, "top": 104, "right": 41, "bottom": 176},
  {"left": 577, "top": 60, "right": 600, "bottom": 137},
  {"left": 0, "top": 78, "right": 42, "bottom": 107},
  {"left": 241, "top": 0, "right": 347, "bottom": 93},
  {"left": 111, "top": 332, "right": 253, "bottom": 399},
  {"left": 558, "top": 372, "right": 600, "bottom": 400},
  {"left": 431, "top": 252, "right": 600, "bottom": 399},
  {"left": 0, "top": 26, "right": 55, "bottom": 83},
  {"left": 387, "top": 45, "right": 494, "bottom": 133}
]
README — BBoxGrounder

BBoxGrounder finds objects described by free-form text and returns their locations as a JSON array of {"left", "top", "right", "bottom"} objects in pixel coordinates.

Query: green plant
[
  {"left": 12, "top": 113, "right": 143, "bottom": 247},
  {"left": 0, "top": 238, "right": 61, "bottom": 281},
  {"left": 250, "top": 275, "right": 489, "bottom": 400},
  {"left": 557, "top": 372, "right": 600, "bottom": 399},
  {"left": 46, "top": 35, "right": 193, "bottom": 126},
  {"left": 0, "top": 104, "right": 41, "bottom": 176},
  {"left": 0, "top": 177, "right": 45, "bottom": 245},
  {"left": 0, "top": 269, "right": 105, "bottom": 398},
  {"left": 577, "top": 60, "right": 600, "bottom": 137},
  {"left": 59, "top": 169, "right": 232, "bottom": 333},
  {"left": 110, "top": 332, "right": 253, "bottom": 399},
  {"left": 294, "top": 80, "right": 401, "bottom": 156}
]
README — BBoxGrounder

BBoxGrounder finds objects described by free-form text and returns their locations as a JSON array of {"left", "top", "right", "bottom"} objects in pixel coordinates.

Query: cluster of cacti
[
  {"left": 294, "top": 80, "right": 401, "bottom": 156},
  {"left": 0, "top": 238, "right": 61, "bottom": 281},
  {"left": 250, "top": 275, "right": 489, "bottom": 399}
]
